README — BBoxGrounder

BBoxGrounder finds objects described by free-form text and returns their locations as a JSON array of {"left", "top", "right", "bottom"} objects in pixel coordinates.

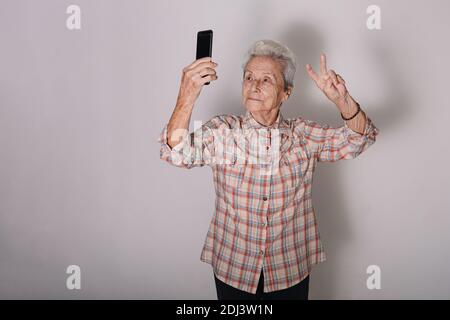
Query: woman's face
[{"left": 242, "top": 56, "right": 291, "bottom": 114}]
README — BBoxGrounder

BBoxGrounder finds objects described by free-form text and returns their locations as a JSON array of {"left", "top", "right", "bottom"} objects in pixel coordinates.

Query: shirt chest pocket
[
  {"left": 224, "top": 163, "right": 245, "bottom": 190},
  {"left": 281, "top": 148, "right": 310, "bottom": 188}
]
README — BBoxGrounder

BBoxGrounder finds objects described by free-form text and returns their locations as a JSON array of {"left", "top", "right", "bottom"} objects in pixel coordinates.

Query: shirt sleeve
[
  {"left": 157, "top": 116, "right": 218, "bottom": 169},
  {"left": 300, "top": 114, "right": 380, "bottom": 162}
]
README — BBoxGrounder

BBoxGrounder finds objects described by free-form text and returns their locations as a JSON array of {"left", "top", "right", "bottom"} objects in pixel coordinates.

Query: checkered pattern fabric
[{"left": 158, "top": 109, "right": 379, "bottom": 293}]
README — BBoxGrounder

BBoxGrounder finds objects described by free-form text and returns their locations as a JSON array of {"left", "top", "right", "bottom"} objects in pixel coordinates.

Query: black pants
[{"left": 214, "top": 270, "right": 309, "bottom": 300}]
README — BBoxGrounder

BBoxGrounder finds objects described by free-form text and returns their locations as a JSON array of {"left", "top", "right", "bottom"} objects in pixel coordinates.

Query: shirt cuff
[
  {"left": 158, "top": 124, "right": 188, "bottom": 153},
  {"left": 344, "top": 115, "right": 379, "bottom": 141}
]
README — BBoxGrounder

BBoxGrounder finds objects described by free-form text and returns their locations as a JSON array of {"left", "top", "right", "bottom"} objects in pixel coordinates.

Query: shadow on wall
[{"left": 281, "top": 22, "right": 407, "bottom": 299}]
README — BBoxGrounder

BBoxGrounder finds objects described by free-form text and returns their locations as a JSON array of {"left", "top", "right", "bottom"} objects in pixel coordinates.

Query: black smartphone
[{"left": 196, "top": 30, "right": 213, "bottom": 85}]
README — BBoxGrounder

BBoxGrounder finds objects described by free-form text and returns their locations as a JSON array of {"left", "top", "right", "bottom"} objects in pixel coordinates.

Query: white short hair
[{"left": 242, "top": 39, "right": 297, "bottom": 91}]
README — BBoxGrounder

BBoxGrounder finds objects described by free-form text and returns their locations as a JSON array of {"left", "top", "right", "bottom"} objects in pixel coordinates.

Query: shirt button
[
  {"left": 261, "top": 222, "right": 266, "bottom": 227},
  {"left": 262, "top": 196, "right": 268, "bottom": 201},
  {"left": 266, "top": 146, "right": 270, "bottom": 150},
  {"left": 260, "top": 250, "right": 265, "bottom": 255}
]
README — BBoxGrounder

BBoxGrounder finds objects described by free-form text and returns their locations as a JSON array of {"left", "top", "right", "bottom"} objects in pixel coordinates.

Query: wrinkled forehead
[{"left": 244, "top": 56, "right": 284, "bottom": 79}]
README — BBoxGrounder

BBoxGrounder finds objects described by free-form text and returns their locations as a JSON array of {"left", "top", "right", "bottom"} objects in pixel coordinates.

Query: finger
[
  {"left": 328, "top": 69, "right": 338, "bottom": 86},
  {"left": 325, "top": 77, "right": 334, "bottom": 90},
  {"left": 306, "top": 64, "right": 320, "bottom": 83},
  {"left": 190, "top": 69, "right": 216, "bottom": 83},
  {"left": 197, "top": 67, "right": 217, "bottom": 78},
  {"left": 200, "top": 73, "right": 218, "bottom": 85},
  {"left": 187, "top": 61, "right": 217, "bottom": 75},
  {"left": 336, "top": 74, "right": 346, "bottom": 84},
  {"left": 320, "top": 53, "right": 327, "bottom": 75},
  {"left": 186, "top": 57, "right": 215, "bottom": 71},
  {"left": 336, "top": 82, "right": 347, "bottom": 96}
]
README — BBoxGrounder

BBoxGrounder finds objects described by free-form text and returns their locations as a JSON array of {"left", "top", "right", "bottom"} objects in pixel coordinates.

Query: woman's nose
[{"left": 250, "top": 79, "right": 263, "bottom": 91}]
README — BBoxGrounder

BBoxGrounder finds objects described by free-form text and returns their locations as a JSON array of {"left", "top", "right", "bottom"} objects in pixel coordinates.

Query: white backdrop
[{"left": 1, "top": 0, "right": 449, "bottom": 299}]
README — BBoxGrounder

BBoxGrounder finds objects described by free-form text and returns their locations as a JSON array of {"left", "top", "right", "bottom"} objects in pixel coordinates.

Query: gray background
[{"left": 1, "top": 0, "right": 449, "bottom": 299}]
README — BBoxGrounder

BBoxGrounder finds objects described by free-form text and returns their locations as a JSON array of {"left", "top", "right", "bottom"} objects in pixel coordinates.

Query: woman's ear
[
  {"left": 286, "top": 85, "right": 293, "bottom": 94},
  {"left": 284, "top": 85, "right": 293, "bottom": 100}
]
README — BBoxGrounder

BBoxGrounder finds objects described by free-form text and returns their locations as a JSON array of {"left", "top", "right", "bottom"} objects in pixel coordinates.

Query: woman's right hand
[{"left": 176, "top": 57, "right": 218, "bottom": 106}]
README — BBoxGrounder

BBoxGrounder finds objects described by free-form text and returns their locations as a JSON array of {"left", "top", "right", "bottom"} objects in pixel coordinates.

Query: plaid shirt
[{"left": 158, "top": 109, "right": 379, "bottom": 294}]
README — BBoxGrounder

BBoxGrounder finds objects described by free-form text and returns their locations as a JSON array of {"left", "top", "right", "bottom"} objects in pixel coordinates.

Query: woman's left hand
[{"left": 306, "top": 53, "right": 349, "bottom": 109}]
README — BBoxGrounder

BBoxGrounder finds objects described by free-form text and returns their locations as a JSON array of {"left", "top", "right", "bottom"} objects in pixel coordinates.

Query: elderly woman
[{"left": 158, "top": 39, "right": 379, "bottom": 300}]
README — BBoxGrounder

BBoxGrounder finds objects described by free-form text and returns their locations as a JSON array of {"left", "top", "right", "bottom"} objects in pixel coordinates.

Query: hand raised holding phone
[
  {"left": 166, "top": 31, "right": 217, "bottom": 149},
  {"left": 175, "top": 30, "right": 217, "bottom": 107},
  {"left": 176, "top": 57, "right": 218, "bottom": 107},
  {"left": 168, "top": 57, "right": 218, "bottom": 148}
]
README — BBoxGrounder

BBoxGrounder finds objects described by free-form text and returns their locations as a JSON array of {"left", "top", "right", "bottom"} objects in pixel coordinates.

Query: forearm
[
  {"left": 337, "top": 94, "right": 366, "bottom": 135},
  {"left": 167, "top": 99, "right": 195, "bottom": 149}
]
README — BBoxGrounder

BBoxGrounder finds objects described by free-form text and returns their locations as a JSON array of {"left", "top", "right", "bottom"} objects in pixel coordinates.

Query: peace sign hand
[{"left": 306, "top": 53, "right": 349, "bottom": 107}]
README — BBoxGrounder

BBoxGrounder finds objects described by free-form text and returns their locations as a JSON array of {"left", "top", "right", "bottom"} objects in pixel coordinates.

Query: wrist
[{"left": 337, "top": 94, "right": 358, "bottom": 118}]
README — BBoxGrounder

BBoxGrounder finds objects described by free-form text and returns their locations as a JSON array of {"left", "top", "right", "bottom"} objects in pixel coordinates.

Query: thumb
[{"left": 336, "top": 74, "right": 346, "bottom": 84}]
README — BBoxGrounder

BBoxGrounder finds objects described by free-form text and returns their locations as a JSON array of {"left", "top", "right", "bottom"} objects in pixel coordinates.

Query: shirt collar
[
  {"left": 238, "top": 109, "right": 293, "bottom": 158},
  {"left": 242, "top": 109, "right": 290, "bottom": 133}
]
